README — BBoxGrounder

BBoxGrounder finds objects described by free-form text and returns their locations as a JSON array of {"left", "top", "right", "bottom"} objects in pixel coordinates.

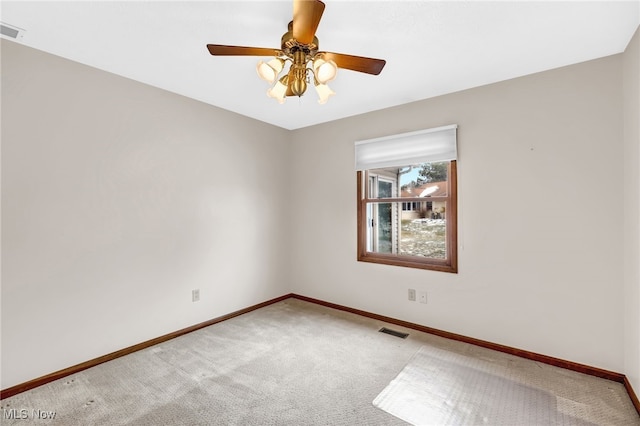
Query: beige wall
[
  {"left": 623, "top": 27, "right": 640, "bottom": 395},
  {"left": 2, "top": 30, "right": 638, "bottom": 391},
  {"left": 1, "top": 40, "right": 291, "bottom": 389},
  {"left": 290, "top": 53, "right": 625, "bottom": 373}
]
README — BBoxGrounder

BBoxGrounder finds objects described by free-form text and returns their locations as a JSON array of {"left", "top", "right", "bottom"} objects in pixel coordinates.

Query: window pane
[
  {"left": 378, "top": 179, "right": 393, "bottom": 198},
  {"left": 400, "top": 162, "right": 448, "bottom": 198},
  {"left": 366, "top": 202, "right": 395, "bottom": 254},
  {"left": 366, "top": 201, "right": 447, "bottom": 259},
  {"left": 366, "top": 162, "right": 449, "bottom": 199},
  {"left": 377, "top": 202, "right": 393, "bottom": 253},
  {"left": 400, "top": 216, "right": 447, "bottom": 259}
]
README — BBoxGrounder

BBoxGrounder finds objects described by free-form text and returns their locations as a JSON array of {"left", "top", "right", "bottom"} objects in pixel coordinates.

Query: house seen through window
[{"left": 355, "top": 125, "right": 458, "bottom": 273}]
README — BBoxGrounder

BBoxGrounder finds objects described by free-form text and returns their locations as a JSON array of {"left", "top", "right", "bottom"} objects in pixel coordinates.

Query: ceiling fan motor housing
[{"left": 282, "top": 21, "right": 319, "bottom": 59}]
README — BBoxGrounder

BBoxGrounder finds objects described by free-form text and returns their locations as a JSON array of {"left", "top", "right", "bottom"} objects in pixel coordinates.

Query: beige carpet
[{"left": 1, "top": 299, "right": 638, "bottom": 425}]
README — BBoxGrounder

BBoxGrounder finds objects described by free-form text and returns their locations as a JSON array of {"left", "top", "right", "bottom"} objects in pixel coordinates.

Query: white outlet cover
[{"left": 408, "top": 289, "right": 416, "bottom": 301}]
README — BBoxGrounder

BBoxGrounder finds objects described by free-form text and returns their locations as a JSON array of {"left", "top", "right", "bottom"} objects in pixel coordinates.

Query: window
[{"left": 355, "top": 125, "right": 458, "bottom": 273}]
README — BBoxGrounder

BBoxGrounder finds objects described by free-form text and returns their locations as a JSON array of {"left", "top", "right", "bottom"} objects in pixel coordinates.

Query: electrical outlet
[
  {"left": 192, "top": 289, "right": 200, "bottom": 302},
  {"left": 408, "top": 289, "right": 416, "bottom": 301},
  {"left": 419, "top": 291, "right": 427, "bottom": 304}
]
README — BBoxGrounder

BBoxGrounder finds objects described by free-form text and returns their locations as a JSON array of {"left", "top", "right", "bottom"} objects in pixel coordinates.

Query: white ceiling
[{"left": 2, "top": 1, "right": 638, "bottom": 130}]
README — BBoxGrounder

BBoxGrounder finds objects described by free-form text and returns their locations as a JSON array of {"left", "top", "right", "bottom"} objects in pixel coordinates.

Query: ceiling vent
[{"left": 1, "top": 23, "right": 25, "bottom": 40}]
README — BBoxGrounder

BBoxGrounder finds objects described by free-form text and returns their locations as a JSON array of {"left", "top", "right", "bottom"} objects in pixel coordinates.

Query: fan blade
[
  {"left": 319, "top": 52, "right": 386, "bottom": 75},
  {"left": 293, "top": 0, "right": 325, "bottom": 45},
  {"left": 207, "top": 44, "right": 279, "bottom": 57}
]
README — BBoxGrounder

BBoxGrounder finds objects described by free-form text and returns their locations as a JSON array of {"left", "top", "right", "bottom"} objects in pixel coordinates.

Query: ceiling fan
[{"left": 206, "top": 0, "right": 386, "bottom": 104}]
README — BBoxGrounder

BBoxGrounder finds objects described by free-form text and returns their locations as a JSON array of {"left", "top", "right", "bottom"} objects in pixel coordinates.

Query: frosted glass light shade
[
  {"left": 313, "top": 58, "right": 337, "bottom": 84},
  {"left": 267, "top": 76, "right": 288, "bottom": 104},
  {"left": 314, "top": 82, "right": 335, "bottom": 104},
  {"left": 257, "top": 58, "right": 284, "bottom": 84}
]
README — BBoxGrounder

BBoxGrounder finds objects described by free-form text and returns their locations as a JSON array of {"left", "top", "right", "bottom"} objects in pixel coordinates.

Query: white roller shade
[{"left": 355, "top": 124, "right": 457, "bottom": 170}]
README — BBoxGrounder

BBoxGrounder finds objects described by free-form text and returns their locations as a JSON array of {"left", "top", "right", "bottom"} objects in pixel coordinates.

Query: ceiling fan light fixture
[
  {"left": 256, "top": 58, "right": 285, "bottom": 83},
  {"left": 208, "top": 0, "right": 386, "bottom": 106},
  {"left": 267, "top": 75, "right": 289, "bottom": 104},
  {"left": 314, "top": 80, "right": 335, "bottom": 104},
  {"left": 313, "top": 57, "right": 337, "bottom": 84}
]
